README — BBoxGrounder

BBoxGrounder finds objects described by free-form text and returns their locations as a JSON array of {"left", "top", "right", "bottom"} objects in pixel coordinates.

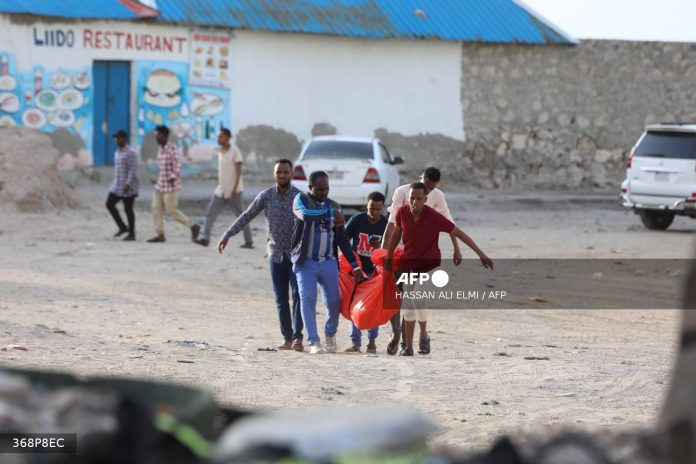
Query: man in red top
[{"left": 384, "top": 182, "right": 493, "bottom": 356}]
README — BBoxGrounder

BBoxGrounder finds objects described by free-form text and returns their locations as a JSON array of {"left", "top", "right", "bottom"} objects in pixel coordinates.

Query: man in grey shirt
[
  {"left": 195, "top": 128, "right": 252, "bottom": 248},
  {"left": 217, "top": 159, "right": 304, "bottom": 351}
]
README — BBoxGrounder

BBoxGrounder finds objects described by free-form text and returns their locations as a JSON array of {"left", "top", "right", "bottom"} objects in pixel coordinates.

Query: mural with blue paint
[
  {"left": 0, "top": 51, "right": 93, "bottom": 158},
  {"left": 136, "top": 60, "right": 230, "bottom": 173}
]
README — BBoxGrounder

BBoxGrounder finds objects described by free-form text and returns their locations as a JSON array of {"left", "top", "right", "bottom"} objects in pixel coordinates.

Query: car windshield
[
  {"left": 636, "top": 131, "right": 696, "bottom": 160},
  {"left": 302, "top": 141, "right": 373, "bottom": 160}
]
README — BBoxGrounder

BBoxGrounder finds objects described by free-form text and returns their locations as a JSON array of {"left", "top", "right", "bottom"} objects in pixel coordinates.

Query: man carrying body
[
  {"left": 381, "top": 167, "right": 462, "bottom": 355},
  {"left": 291, "top": 171, "right": 363, "bottom": 355},
  {"left": 106, "top": 129, "right": 139, "bottom": 241},
  {"left": 384, "top": 182, "right": 493, "bottom": 356},
  {"left": 147, "top": 125, "right": 200, "bottom": 243},
  {"left": 343, "top": 191, "right": 388, "bottom": 354},
  {"left": 217, "top": 160, "right": 304, "bottom": 351},
  {"left": 195, "top": 128, "right": 253, "bottom": 248}
]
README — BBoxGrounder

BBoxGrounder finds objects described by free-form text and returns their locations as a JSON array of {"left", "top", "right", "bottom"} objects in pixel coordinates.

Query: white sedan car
[{"left": 291, "top": 136, "right": 403, "bottom": 208}]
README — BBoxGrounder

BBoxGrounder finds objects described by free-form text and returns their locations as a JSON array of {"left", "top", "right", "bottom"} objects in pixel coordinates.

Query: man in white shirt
[
  {"left": 195, "top": 128, "right": 253, "bottom": 248},
  {"left": 381, "top": 167, "right": 462, "bottom": 355}
]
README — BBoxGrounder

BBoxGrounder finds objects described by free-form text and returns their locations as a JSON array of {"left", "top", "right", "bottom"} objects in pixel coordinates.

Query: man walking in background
[
  {"left": 217, "top": 159, "right": 304, "bottom": 351},
  {"left": 195, "top": 128, "right": 253, "bottom": 248},
  {"left": 343, "top": 191, "right": 388, "bottom": 353},
  {"left": 106, "top": 130, "right": 138, "bottom": 241},
  {"left": 147, "top": 125, "right": 200, "bottom": 243}
]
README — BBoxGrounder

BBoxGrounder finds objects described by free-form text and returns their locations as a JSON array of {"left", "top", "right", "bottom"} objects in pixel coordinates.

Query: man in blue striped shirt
[{"left": 291, "top": 171, "right": 362, "bottom": 354}]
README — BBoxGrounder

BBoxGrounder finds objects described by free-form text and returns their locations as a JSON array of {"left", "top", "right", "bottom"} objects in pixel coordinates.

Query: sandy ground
[{"left": 1, "top": 183, "right": 694, "bottom": 451}]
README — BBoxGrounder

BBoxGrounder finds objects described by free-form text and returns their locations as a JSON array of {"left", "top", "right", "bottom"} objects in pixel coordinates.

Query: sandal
[
  {"left": 399, "top": 347, "right": 414, "bottom": 356},
  {"left": 418, "top": 336, "right": 431, "bottom": 355},
  {"left": 386, "top": 333, "right": 400, "bottom": 356}
]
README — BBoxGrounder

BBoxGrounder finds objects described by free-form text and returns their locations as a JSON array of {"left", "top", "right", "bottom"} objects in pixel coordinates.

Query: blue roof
[
  {"left": 0, "top": 0, "right": 140, "bottom": 20},
  {"left": 0, "top": 0, "right": 575, "bottom": 45}
]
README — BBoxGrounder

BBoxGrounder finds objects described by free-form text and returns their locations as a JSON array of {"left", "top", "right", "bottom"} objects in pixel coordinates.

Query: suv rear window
[
  {"left": 303, "top": 141, "right": 373, "bottom": 160},
  {"left": 635, "top": 131, "right": 696, "bottom": 159}
]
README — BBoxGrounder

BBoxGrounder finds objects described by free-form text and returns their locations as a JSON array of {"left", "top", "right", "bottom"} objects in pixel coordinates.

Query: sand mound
[{"left": 0, "top": 127, "right": 79, "bottom": 212}]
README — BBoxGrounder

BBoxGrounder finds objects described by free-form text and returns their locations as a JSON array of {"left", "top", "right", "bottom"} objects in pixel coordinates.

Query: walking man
[
  {"left": 106, "top": 130, "right": 139, "bottom": 241},
  {"left": 291, "top": 171, "right": 363, "bottom": 354},
  {"left": 384, "top": 182, "right": 493, "bottom": 356},
  {"left": 195, "top": 128, "right": 253, "bottom": 248},
  {"left": 217, "top": 159, "right": 304, "bottom": 351},
  {"left": 381, "top": 167, "right": 462, "bottom": 355},
  {"left": 147, "top": 125, "right": 200, "bottom": 243},
  {"left": 343, "top": 191, "right": 388, "bottom": 353}
]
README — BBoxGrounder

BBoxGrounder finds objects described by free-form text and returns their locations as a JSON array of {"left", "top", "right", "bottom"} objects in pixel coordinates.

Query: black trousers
[
  {"left": 390, "top": 271, "right": 404, "bottom": 334},
  {"left": 106, "top": 192, "right": 136, "bottom": 236}
]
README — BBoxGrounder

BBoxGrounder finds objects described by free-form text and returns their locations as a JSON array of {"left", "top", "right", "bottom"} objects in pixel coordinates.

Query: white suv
[
  {"left": 621, "top": 123, "right": 696, "bottom": 230},
  {"left": 291, "top": 136, "right": 403, "bottom": 208}
]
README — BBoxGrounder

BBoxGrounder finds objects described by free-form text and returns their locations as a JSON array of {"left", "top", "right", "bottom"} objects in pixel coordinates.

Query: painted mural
[
  {"left": 136, "top": 60, "right": 230, "bottom": 169},
  {"left": 0, "top": 51, "right": 93, "bottom": 168}
]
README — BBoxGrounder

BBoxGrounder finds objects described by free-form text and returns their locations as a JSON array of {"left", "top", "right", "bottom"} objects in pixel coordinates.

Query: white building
[{"left": 0, "top": 0, "right": 573, "bottom": 172}]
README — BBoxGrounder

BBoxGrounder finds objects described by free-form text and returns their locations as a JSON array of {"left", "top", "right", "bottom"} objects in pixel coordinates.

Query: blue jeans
[
  {"left": 348, "top": 269, "right": 378, "bottom": 346},
  {"left": 270, "top": 254, "right": 303, "bottom": 341},
  {"left": 294, "top": 258, "right": 341, "bottom": 345},
  {"left": 349, "top": 322, "right": 379, "bottom": 347}
]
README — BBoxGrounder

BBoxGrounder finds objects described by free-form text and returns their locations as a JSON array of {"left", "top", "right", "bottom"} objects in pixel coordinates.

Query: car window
[
  {"left": 378, "top": 143, "right": 393, "bottom": 164},
  {"left": 636, "top": 131, "right": 696, "bottom": 160},
  {"left": 302, "top": 141, "right": 374, "bottom": 160}
]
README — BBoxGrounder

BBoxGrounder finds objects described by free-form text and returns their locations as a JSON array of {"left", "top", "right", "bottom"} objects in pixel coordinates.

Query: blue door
[{"left": 92, "top": 61, "right": 130, "bottom": 165}]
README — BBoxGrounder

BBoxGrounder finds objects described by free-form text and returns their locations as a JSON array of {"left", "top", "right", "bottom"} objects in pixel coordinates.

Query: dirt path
[{"left": 0, "top": 190, "right": 692, "bottom": 450}]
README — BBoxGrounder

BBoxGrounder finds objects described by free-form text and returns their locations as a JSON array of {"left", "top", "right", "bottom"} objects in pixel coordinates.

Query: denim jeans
[
  {"left": 269, "top": 254, "right": 303, "bottom": 341},
  {"left": 349, "top": 322, "right": 379, "bottom": 347},
  {"left": 294, "top": 258, "right": 341, "bottom": 345}
]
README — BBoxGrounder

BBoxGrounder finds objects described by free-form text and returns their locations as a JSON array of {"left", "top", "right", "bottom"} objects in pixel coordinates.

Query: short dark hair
[
  {"left": 220, "top": 127, "right": 232, "bottom": 138},
  {"left": 309, "top": 170, "right": 328, "bottom": 185},
  {"left": 367, "top": 191, "right": 385, "bottom": 203},
  {"left": 155, "top": 125, "right": 170, "bottom": 137},
  {"left": 409, "top": 182, "right": 428, "bottom": 194},
  {"left": 422, "top": 167, "right": 441, "bottom": 182},
  {"left": 274, "top": 158, "right": 293, "bottom": 169}
]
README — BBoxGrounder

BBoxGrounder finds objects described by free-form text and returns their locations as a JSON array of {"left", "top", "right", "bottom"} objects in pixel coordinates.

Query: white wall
[
  {"left": 229, "top": 30, "right": 464, "bottom": 141},
  {"left": 0, "top": 15, "right": 466, "bottom": 168}
]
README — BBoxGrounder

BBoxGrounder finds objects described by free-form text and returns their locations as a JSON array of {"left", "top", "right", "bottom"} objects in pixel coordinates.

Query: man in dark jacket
[{"left": 291, "top": 171, "right": 362, "bottom": 355}]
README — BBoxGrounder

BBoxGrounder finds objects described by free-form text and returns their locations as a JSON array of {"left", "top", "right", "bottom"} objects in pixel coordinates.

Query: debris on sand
[
  {"left": 1, "top": 344, "right": 28, "bottom": 351},
  {"left": 166, "top": 339, "right": 227, "bottom": 350}
]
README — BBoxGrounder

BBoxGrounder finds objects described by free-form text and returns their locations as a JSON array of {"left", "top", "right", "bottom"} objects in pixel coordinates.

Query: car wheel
[{"left": 639, "top": 210, "right": 675, "bottom": 230}]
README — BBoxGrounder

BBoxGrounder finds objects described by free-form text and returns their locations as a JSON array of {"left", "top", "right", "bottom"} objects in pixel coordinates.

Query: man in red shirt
[{"left": 384, "top": 182, "right": 493, "bottom": 356}]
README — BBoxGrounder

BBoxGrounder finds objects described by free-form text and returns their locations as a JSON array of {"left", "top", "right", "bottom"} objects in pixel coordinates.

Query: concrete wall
[
  {"left": 229, "top": 30, "right": 464, "bottom": 171},
  {"left": 459, "top": 40, "right": 696, "bottom": 190}
]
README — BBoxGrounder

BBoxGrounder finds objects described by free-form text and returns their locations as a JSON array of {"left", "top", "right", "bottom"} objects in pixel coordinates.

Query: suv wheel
[{"left": 639, "top": 210, "right": 675, "bottom": 230}]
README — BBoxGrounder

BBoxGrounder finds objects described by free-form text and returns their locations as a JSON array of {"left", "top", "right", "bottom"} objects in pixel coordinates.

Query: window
[
  {"left": 303, "top": 141, "right": 374, "bottom": 160},
  {"left": 636, "top": 131, "right": 696, "bottom": 160},
  {"left": 378, "top": 143, "right": 393, "bottom": 164}
]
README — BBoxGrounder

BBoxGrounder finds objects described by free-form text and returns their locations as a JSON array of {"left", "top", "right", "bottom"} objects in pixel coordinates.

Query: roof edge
[
  {"left": 510, "top": 0, "right": 578, "bottom": 45},
  {"left": 116, "top": 0, "right": 159, "bottom": 18}
]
